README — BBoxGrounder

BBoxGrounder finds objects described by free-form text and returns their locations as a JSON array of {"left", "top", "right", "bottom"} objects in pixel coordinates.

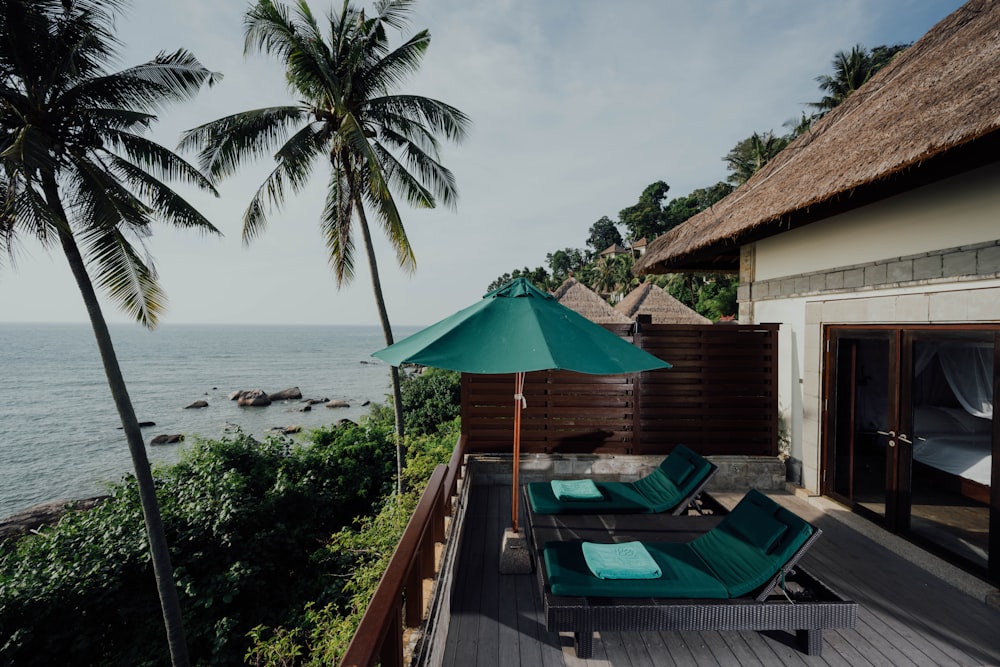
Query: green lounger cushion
[
  {"left": 527, "top": 444, "right": 714, "bottom": 514},
  {"left": 690, "top": 489, "right": 814, "bottom": 598},
  {"left": 544, "top": 540, "right": 729, "bottom": 598},
  {"left": 541, "top": 490, "right": 815, "bottom": 600},
  {"left": 526, "top": 480, "right": 652, "bottom": 514}
]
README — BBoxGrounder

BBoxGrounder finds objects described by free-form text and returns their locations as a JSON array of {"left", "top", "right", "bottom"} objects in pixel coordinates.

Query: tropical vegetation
[
  {"left": 0, "top": 370, "right": 462, "bottom": 666},
  {"left": 179, "top": 0, "right": 470, "bottom": 494},
  {"left": 0, "top": 0, "right": 220, "bottom": 663}
]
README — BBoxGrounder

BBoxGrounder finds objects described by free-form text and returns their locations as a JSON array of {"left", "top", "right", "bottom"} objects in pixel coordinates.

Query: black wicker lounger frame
[{"left": 525, "top": 492, "right": 858, "bottom": 659}]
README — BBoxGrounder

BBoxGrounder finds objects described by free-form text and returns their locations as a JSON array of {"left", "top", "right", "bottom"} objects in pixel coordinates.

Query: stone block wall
[{"left": 466, "top": 453, "right": 787, "bottom": 491}]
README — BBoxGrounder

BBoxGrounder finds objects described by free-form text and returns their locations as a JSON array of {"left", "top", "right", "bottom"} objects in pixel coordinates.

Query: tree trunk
[
  {"left": 44, "top": 177, "right": 190, "bottom": 667},
  {"left": 353, "top": 200, "right": 406, "bottom": 496}
]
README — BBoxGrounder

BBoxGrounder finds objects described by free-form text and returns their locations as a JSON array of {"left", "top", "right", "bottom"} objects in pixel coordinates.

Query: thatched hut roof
[
  {"left": 635, "top": 0, "right": 1000, "bottom": 274},
  {"left": 615, "top": 283, "right": 712, "bottom": 324},
  {"left": 552, "top": 277, "right": 631, "bottom": 324}
]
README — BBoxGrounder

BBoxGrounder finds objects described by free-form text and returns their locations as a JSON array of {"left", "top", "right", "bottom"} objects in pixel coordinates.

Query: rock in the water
[
  {"left": 325, "top": 399, "right": 350, "bottom": 408},
  {"left": 185, "top": 400, "right": 209, "bottom": 409},
  {"left": 118, "top": 421, "right": 156, "bottom": 429},
  {"left": 150, "top": 434, "right": 184, "bottom": 445},
  {"left": 298, "top": 404, "right": 312, "bottom": 412},
  {"left": 336, "top": 418, "right": 357, "bottom": 428},
  {"left": 0, "top": 497, "right": 107, "bottom": 548},
  {"left": 303, "top": 397, "right": 328, "bottom": 405},
  {"left": 268, "top": 387, "right": 302, "bottom": 401},
  {"left": 267, "top": 425, "right": 301, "bottom": 434},
  {"left": 237, "top": 389, "right": 271, "bottom": 407}
]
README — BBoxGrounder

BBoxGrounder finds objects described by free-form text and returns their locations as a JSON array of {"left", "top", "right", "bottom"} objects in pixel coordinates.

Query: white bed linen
[{"left": 912, "top": 433, "right": 992, "bottom": 486}]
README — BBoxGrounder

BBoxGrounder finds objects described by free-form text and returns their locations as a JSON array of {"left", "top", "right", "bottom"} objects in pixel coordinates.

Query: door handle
[
  {"left": 898, "top": 433, "right": 912, "bottom": 445},
  {"left": 876, "top": 430, "right": 896, "bottom": 447}
]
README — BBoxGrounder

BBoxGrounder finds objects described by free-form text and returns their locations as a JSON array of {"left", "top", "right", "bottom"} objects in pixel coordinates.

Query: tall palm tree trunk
[
  {"left": 43, "top": 178, "right": 191, "bottom": 667},
  {"left": 353, "top": 199, "right": 406, "bottom": 495}
]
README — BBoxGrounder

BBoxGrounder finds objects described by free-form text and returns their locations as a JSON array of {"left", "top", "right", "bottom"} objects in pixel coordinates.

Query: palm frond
[
  {"left": 244, "top": 0, "right": 298, "bottom": 58},
  {"left": 119, "top": 49, "right": 221, "bottom": 102},
  {"left": 178, "top": 106, "right": 306, "bottom": 180},
  {"left": 321, "top": 165, "right": 355, "bottom": 285},
  {"left": 0, "top": 178, "right": 62, "bottom": 267},
  {"left": 80, "top": 221, "right": 165, "bottom": 328},
  {"left": 370, "top": 94, "right": 470, "bottom": 143},
  {"left": 372, "top": 138, "right": 453, "bottom": 209},
  {"left": 105, "top": 131, "right": 218, "bottom": 194},
  {"left": 238, "top": 120, "right": 325, "bottom": 243},
  {"left": 2, "top": 125, "right": 62, "bottom": 174},
  {"left": 64, "top": 150, "right": 152, "bottom": 234},
  {"left": 105, "top": 154, "right": 222, "bottom": 235},
  {"left": 362, "top": 30, "right": 429, "bottom": 93},
  {"left": 372, "top": 0, "right": 416, "bottom": 32}
]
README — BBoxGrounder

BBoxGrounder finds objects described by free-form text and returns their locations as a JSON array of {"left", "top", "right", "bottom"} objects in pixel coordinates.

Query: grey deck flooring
[{"left": 441, "top": 483, "right": 1000, "bottom": 667}]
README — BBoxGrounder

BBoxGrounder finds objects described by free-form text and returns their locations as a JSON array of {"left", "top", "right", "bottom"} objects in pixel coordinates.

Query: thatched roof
[
  {"left": 552, "top": 277, "right": 631, "bottom": 324},
  {"left": 599, "top": 243, "right": 630, "bottom": 257},
  {"left": 635, "top": 0, "right": 1000, "bottom": 274},
  {"left": 615, "top": 283, "right": 712, "bottom": 324}
]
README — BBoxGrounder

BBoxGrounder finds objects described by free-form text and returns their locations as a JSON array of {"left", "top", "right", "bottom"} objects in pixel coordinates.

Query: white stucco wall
[
  {"left": 754, "top": 162, "right": 1000, "bottom": 281},
  {"left": 757, "top": 282, "right": 1000, "bottom": 493},
  {"left": 747, "top": 163, "right": 1000, "bottom": 494}
]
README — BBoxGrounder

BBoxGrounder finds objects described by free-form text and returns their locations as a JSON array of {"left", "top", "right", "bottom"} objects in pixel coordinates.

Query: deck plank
[{"left": 440, "top": 484, "right": 1000, "bottom": 666}]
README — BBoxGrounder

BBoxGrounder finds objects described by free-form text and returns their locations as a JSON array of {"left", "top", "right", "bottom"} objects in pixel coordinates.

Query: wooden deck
[{"left": 441, "top": 483, "right": 1000, "bottom": 666}]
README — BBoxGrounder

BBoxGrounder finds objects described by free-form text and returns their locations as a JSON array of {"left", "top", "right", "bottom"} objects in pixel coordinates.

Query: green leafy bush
[
  {"left": 371, "top": 368, "right": 461, "bottom": 436},
  {"left": 245, "top": 418, "right": 460, "bottom": 666},
  {"left": 0, "top": 421, "right": 396, "bottom": 666}
]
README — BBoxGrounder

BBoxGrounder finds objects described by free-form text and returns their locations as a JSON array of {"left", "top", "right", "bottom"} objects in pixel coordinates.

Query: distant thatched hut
[
  {"left": 551, "top": 277, "right": 631, "bottom": 324},
  {"left": 615, "top": 283, "right": 711, "bottom": 324}
]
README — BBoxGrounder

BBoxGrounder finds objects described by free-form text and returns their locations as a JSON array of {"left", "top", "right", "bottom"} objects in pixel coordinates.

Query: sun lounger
[
  {"left": 533, "top": 489, "right": 857, "bottom": 658},
  {"left": 525, "top": 445, "right": 718, "bottom": 515}
]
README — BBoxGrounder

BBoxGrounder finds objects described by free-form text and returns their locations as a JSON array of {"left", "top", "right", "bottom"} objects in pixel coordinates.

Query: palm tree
[
  {"left": 810, "top": 43, "right": 909, "bottom": 115},
  {"left": 179, "top": 0, "right": 469, "bottom": 493},
  {"left": 724, "top": 131, "right": 790, "bottom": 185},
  {"left": 0, "top": 1, "right": 220, "bottom": 664}
]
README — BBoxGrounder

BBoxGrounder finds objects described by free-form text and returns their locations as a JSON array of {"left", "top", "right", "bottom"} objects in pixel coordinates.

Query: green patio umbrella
[{"left": 373, "top": 277, "right": 670, "bottom": 532}]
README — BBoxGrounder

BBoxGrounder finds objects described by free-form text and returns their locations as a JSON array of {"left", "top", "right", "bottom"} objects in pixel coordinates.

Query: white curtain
[{"left": 915, "top": 343, "right": 994, "bottom": 419}]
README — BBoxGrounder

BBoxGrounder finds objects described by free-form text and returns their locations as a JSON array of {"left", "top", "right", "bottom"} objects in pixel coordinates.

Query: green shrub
[
  {"left": 245, "top": 419, "right": 460, "bottom": 666},
  {"left": 371, "top": 368, "right": 461, "bottom": 436},
  {"left": 0, "top": 423, "right": 396, "bottom": 666}
]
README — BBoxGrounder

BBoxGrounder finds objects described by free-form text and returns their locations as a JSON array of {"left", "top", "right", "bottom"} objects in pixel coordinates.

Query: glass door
[
  {"left": 826, "top": 330, "right": 899, "bottom": 524},
  {"left": 905, "top": 333, "right": 993, "bottom": 570},
  {"left": 824, "top": 326, "right": 997, "bottom": 579}
]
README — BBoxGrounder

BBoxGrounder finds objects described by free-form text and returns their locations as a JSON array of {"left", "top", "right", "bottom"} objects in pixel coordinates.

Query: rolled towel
[
  {"left": 582, "top": 541, "right": 662, "bottom": 579},
  {"left": 551, "top": 478, "right": 603, "bottom": 501}
]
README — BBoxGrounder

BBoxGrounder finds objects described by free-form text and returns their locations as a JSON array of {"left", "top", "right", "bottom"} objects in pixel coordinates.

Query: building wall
[
  {"left": 742, "top": 163, "right": 1000, "bottom": 493},
  {"left": 754, "top": 162, "right": 1000, "bottom": 282}
]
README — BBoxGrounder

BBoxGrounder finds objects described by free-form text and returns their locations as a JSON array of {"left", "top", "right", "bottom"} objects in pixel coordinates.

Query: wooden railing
[{"left": 338, "top": 435, "right": 466, "bottom": 667}]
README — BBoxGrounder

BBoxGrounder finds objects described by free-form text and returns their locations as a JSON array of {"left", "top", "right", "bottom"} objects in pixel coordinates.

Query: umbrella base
[{"left": 498, "top": 527, "right": 533, "bottom": 574}]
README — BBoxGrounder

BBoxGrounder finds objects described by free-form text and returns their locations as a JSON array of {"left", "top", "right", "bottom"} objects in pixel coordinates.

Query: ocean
[{"left": 0, "top": 323, "right": 420, "bottom": 519}]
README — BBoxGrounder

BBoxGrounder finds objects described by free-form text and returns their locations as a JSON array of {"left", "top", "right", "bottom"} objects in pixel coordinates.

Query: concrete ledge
[
  {"left": 466, "top": 453, "right": 787, "bottom": 491},
  {"left": 707, "top": 455, "right": 786, "bottom": 491}
]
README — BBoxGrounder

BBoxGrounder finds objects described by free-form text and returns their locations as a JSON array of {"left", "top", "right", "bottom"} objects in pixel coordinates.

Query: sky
[{"left": 0, "top": 0, "right": 968, "bottom": 329}]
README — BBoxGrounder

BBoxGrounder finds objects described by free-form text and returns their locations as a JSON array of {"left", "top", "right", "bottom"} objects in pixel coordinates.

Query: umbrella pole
[{"left": 511, "top": 371, "right": 525, "bottom": 533}]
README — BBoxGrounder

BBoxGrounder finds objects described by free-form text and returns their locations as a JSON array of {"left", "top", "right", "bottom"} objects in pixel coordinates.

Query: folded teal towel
[
  {"left": 551, "top": 479, "right": 603, "bottom": 501},
  {"left": 582, "top": 541, "right": 662, "bottom": 579}
]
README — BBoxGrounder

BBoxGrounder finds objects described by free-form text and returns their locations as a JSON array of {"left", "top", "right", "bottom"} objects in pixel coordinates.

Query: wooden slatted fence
[{"left": 461, "top": 323, "right": 778, "bottom": 457}]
